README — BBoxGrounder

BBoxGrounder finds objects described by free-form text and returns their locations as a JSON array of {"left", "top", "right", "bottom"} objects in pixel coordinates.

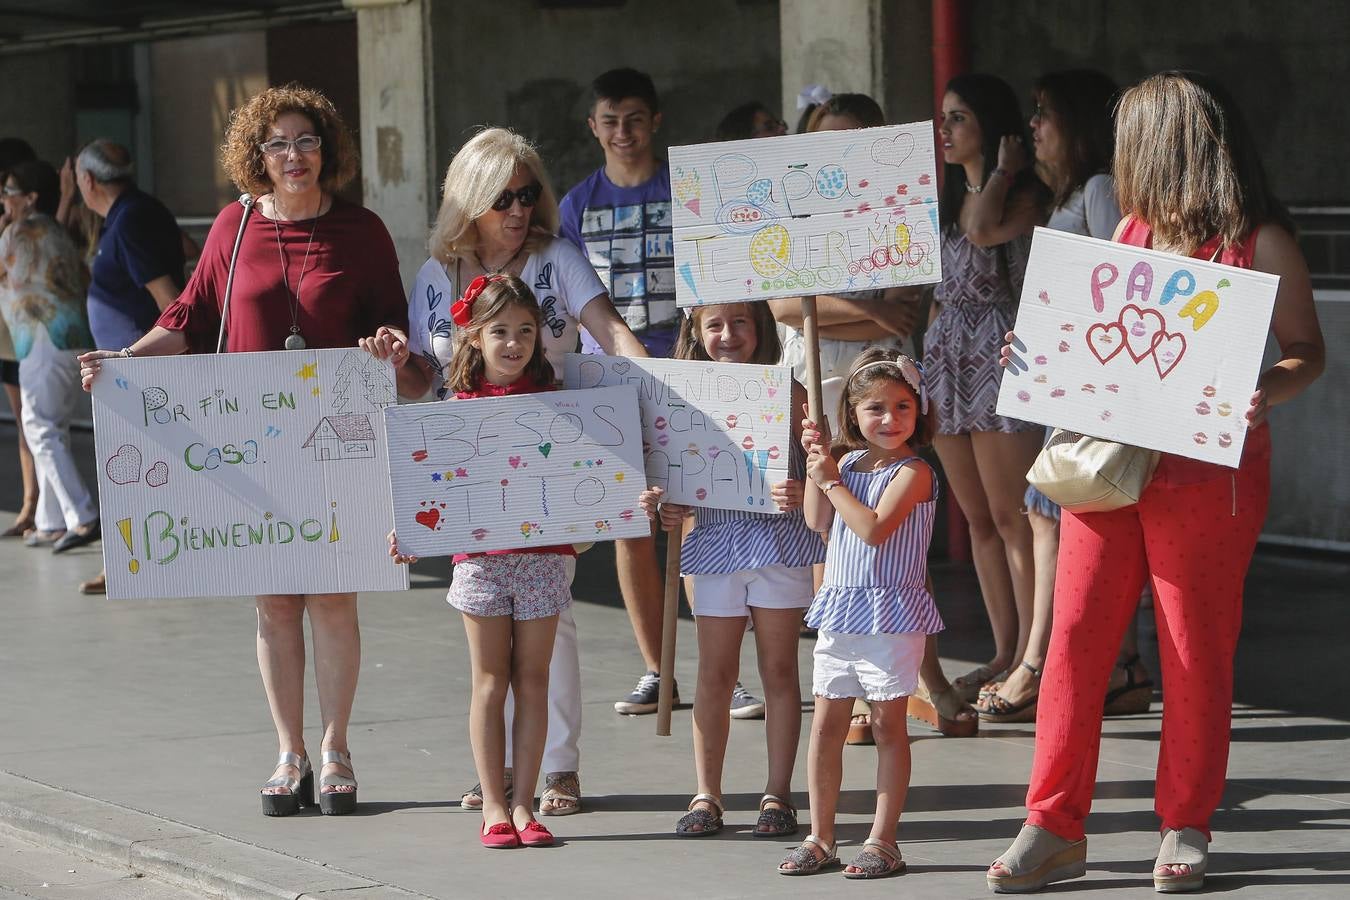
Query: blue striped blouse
[
  {"left": 805, "top": 451, "right": 944, "bottom": 635},
  {"left": 680, "top": 440, "right": 826, "bottom": 575}
]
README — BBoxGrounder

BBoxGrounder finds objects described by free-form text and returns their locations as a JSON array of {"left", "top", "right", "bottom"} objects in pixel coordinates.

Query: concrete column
[
  {"left": 779, "top": 0, "right": 933, "bottom": 126},
  {"left": 346, "top": 0, "right": 433, "bottom": 289}
]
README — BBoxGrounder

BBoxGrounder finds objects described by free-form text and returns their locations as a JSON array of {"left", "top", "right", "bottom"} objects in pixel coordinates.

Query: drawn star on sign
[
  {"left": 296, "top": 362, "right": 318, "bottom": 380},
  {"left": 311, "top": 387, "right": 321, "bottom": 397}
]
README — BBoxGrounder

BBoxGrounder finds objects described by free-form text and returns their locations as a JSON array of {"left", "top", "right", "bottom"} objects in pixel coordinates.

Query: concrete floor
[{"left": 0, "top": 420, "right": 1347, "bottom": 898}]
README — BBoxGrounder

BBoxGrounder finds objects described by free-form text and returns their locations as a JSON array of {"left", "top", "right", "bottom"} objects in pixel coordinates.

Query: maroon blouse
[{"left": 157, "top": 197, "right": 407, "bottom": 353}]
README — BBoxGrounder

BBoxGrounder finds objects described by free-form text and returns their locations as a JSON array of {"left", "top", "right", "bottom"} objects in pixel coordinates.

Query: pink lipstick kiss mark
[
  {"left": 742, "top": 435, "right": 756, "bottom": 450},
  {"left": 1202, "top": 385, "right": 1217, "bottom": 398},
  {"left": 1039, "top": 290, "right": 1050, "bottom": 304},
  {"left": 1101, "top": 410, "right": 1113, "bottom": 421},
  {"left": 1081, "top": 383, "right": 1097, "bottom": 394},
  {"left": 1151, "top": 332, "right": 1187, "bottom": 379},
  {"left": 883, "top": 195, "right": 897, "bottom": 206},
  {"left": 508, "top": 456, "right": 522, "bottom": 468},
  {"left": 411, "top": 449, "right": 428, "bottom": 462},
  {"left": 909, "top": 197, "right": 922, "bottom": 205},
  {"left": 857, "top": 203, "right": 872, "bottom": 213},
  {"left": 1050, "top": 388, "right": 1066, "bottom": 398},
  {"left": 695, "top": 488, "right": 707, "bottom": 500},
  {"left": 1195, "top": 401, "right": 1212, "bottom": 415},
  {"left": 1058, "top": 340, "right": 1071, "bottom": 353},
  {"left": 918, "top": 173, "right": 932, "bottom": 185},
  {"left": 1034, "top": 355, "right": 1049, "bottom": 365},
  {"left": 1217, "top": 433, "right": 1233, "bottom": 448},
  {"left": 472, "top": 528, "right": 488, "bottom": 541},
  {"left": 1016, "top": 390, "right": 1031, "bottom": 402},
  {"left": 1217, "top": 402, "right": 1232, "bottom": 417},
  {"left": 725, "top": 414, "right": 739, "bottom": 429},
  {"left": 653, "top": 416, "right": 667, "bottom": 430},
  {"left": 1085, "top": 322, "right": 1127, "bottom": 364},
  {"left": 657, "top": 433, "right": 670, "bottom": 447},
  {"left": 1117, "top": 304, "right": 1167, "bottom": 363},
  {"left": 1105, "top": 384, "right": 1120, "bottom": 393},
  {"left": 858, "top": 179, "right": 869, "bottom": 188},
  {"left": 620, "top": 509, "right": 635, "bottom": 521},
  {"left": 767, "top": 445, "right": 781, "bottom": 460},
  {"left": 1193, "top": 432, "right": 1208, "bottom": 445},
  {"left": 766, "top": 387, "right": 778, "bottom": 398},
  {"left": 1060, "top": 323, "right": 1076, "bottom": 332},
  {"left": 896, "top": 183, "right": 909, "bottom": 195}
]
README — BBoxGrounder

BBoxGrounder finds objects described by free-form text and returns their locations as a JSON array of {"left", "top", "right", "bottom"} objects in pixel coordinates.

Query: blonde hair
[
  {"left": 443, "top": 275, "right": 554, "bottom": 393},
  {"left": 219, "top": 84, "right": 357, "bottom": 197},
  {"left": 428, "top": 127, "right": 560, "bottom": 264},
  {"left": 1114, "top": 71, "right": 1288, "bottom": 255}
]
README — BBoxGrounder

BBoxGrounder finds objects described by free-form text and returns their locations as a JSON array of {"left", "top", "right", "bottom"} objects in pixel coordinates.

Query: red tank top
[{"left": 1115, "top": 218, "right": 1271, "bottom": 481}]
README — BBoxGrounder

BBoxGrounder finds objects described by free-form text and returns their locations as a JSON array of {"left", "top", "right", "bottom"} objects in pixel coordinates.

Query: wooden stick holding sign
[{"left": 656, "top": 534, "right": 681, "bottom": 736}]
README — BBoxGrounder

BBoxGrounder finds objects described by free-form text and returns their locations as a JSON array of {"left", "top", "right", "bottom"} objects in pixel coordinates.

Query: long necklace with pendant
[{"left": 273, "top": 198, "right": 319, "bottom": 350}]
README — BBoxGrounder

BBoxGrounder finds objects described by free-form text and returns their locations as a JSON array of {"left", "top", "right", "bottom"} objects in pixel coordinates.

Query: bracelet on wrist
[
  {"left": 120, "top": 347, "right": 135, "bottom": 358},
  {"left": 991, "top": 167, "right": 1012, "bottom": 181},
  {"left": 820, "top": 479, "right": 843, "bottom": 494}
]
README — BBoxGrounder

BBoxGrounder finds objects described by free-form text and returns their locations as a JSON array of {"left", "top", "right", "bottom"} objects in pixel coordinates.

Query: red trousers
[{"left": 1025, "top": 428, "right": 1271, "bottom": 842}]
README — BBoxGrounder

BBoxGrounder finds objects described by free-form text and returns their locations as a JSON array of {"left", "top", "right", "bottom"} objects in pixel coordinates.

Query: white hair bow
[{"left": 796, "top": 84, "right": 833, "bottom": 111}]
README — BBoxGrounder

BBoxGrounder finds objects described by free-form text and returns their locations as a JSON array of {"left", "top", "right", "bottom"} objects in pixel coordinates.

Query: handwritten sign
[
  {"left": 996, "top": 228, "right": 1278, "bottom": 465},
  {"left": 563, "top": 354, "right": 791, "bottom": 512},
  {"left": 383, "top": 386, "right": 649, "bottom": 557},
  {"left": 667, "top": 122, "right": 941, "bottom": 306},
  {"left": 92, "top": 349, "right": 407, "bottom": 600}
]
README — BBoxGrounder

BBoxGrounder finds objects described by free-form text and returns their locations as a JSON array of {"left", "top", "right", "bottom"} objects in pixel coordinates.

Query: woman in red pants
[{"left": 986, "top": 71, "right": 1325, "bottom": 894}]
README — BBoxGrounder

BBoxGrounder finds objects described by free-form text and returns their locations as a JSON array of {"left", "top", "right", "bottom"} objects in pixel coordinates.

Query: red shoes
[{"left": 479, "top": 819, "right": 554, "bottom": 849}]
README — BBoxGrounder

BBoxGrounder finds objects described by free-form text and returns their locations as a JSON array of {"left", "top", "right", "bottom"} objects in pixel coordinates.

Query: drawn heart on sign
[
  {"left": 145, "top": 461, "right": 169, "bottom": 488},
  {"left": 1117, "top": 304, "right": 1167, "bottom": 363},
  {"left": 415, "top": 508, "right": 440, "bottom": 530},
  {"left": 509, "top": 456, "right": 522, "bottom": 468},
  {"left": 870, "top": 131, "right": 915, "bottom": 169},
  {"left": 105, "top": 445, "right": 142, "bottom": 484},
  {"left": 537, "top": 443, "right": 552, "bottom": 458},
  {"left": 1085, "top": 322, "right": 1127, "bottom": 364},
  {"left": 612, "top": 360, "right": 631, "bottom": 375},
  {"left": 1152, "top": 331, "right": 1187, "bottom": 379}
]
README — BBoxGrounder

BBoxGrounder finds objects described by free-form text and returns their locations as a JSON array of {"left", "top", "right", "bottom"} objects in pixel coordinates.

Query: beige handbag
[{"left": 1027, "top": 429, "right": 1160, "bottom": 513}]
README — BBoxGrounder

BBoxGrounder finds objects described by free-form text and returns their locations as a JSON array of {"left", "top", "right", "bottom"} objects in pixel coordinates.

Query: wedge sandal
[
  {"left": 1153, "top": 827, "right": 1207, "bottom": 893},
  {"left": 1104, "top": 653, "right": 1154, "bottom": 716},
  {"left": 987, "top": 824, "right": 1087, "bottom": 893},
  {"left": 843, "top": 838, "right": 906, "bottom": 879},
  {"left": 777, "top": 834, "right": 839, "bottom": 875},
  {"left": 978, "top": 661, "right": 1042, "bottom": 724},
  {"left": 753, "top": 793, "right": 798, "bottom": 838},
  {"left": 908, "top": 683, "right": 979, "bottom": 737},
  {"left": 674, "top": 793, "right": 723, "bottom": 837}
]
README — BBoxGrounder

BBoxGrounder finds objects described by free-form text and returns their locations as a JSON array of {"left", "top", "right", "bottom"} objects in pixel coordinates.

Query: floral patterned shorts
[{"left": 447, "top": 553, "right": 571, "bottom": 621}]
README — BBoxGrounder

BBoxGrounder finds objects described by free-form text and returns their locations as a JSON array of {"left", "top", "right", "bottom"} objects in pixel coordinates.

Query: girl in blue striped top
[
  {"left": 777, "top": 348, "right": 941, "bottom": 880},
  {"left": 638, "top": 301, "right": 824, "bottom": 841}
]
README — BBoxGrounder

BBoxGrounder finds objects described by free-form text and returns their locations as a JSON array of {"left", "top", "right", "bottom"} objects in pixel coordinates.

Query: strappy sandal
[
  {"left": 318, "top": 749, "right": 357, "bottom": 816},
  {"left": 1104, "top": 653, "right": 1154, "bottom": 716},
  {"left": 461, "top": 769, "right": 513, "bottom": 811},
  {"left": 753, "top": 793, "right": 798, "bottom": 838},
  {"left": 1154, "top": 827, "right": 1207, "bottom": 893},
  {"left": 978, "top": 661, "right": 1042, "bottom": 724},
  {"left": 260, "top": 751, "right": 313, "bottom": 817},
  {"left": 907, "top": 682, "right": 979, "bottom": 737},
  {"left": 843, "top": 838, "right": 906, "bottom": 879},
  {"left": 987, "top": 824, "right": 1087, "bottom": 893},
  {"left": 675, "top": 793, "right": 723, "bottom": 836},
  {"left": 539, "top": 770, "right": 581, "bottom": 816},
  {"left": 777, "top": 834, "right": 839, "bottom": 876},
  {"left": 846, "top": 698, "right": 874, "bottom": 745},
  {"left": 952, "top": 664, "right": 1002, "bottom": 703}
]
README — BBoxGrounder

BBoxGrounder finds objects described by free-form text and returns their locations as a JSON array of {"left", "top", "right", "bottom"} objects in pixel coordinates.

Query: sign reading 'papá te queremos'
[
  {"left": 383, "top": 386, "right": 650, "bottom": 557},
  {"left": 563, "top": 354, "right": 792, "bottom": 512},
  {"left": 92, "top": 349, "right": 408, "bottom": 600},
  {"left": 996, "top": 228, "right": 1279, "bottom": 466},
  {"left": 667, "top": 122, "right": 942, "bottom": 306}
]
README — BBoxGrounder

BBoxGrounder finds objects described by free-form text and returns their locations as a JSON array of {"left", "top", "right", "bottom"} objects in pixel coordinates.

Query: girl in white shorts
[
  {"left": 639, "top": 301, "right": 823, "bottom": 840},
  {"left": 778, "top": 348, "right": 943, "bottom": 880}
]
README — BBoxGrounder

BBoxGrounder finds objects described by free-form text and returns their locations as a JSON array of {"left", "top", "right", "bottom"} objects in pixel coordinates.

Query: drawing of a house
[{"left": 303, "top": 415, "right": 376, "bottom": 461}]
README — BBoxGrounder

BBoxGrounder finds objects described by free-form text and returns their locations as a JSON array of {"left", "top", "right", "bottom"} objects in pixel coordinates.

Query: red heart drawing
[
  {"left": 509, "top": 456, "right": 522, "bottom": 468},
  {"left": 414, "top": 508, "right": 440, "bottom": 530},
  {"left": 1117, "top": 304, "right": 1166, "bottom": 363},
  {"left": 411, "top": 449, "right": 428, "bottom": 462},
  {"left": 1085, "top": 322, "right": 1127, "bottom": 364},
  {"left": 1152, "top": 331, "right": 1187, "bottom": 379}
]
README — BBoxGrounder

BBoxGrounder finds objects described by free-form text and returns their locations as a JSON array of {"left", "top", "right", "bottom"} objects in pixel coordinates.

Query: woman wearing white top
[{"left": 392, "top": 127, "right": 646, "bottom": 817}]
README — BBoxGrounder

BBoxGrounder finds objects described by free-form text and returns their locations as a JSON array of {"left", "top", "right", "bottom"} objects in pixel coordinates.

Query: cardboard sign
[
  {"left": 563, "top": 354, "right": 792, "bottom": 512},
  {"left": 996, "top": 228, "right": 1278, "bottom": 465},
  {"left": 92, "top": 349, "right": 408, "bottom": 600},
  {"left": 667, "top": 122, "right": 942, "bottom": 306},
  {"left": 383, "top": 386, "right": 650, "bottom": 557}
]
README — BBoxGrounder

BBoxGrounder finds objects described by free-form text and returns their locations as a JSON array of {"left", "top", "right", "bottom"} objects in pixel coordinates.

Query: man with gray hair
[{"left": 75, "top": 139, "right": 185, "bottom": 354}]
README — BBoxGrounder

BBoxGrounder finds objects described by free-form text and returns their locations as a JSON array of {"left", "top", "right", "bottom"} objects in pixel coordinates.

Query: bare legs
[
  {"left": 256, "top": 593, "right": 360, "bottom": 795},
  {"left": 616, "top": 533, "right": 663, "bottom": 672},
  {"left": 462, "top": 611, "right": 559, "bottom": 830},
  {"left": 933, "top": 430, "right": 1043, "bottom": 682},
  {"left": 2, "top": 382, "right": 36, "bottom": 531},
  {"left": 985, "top": 509, "right": 1058, "bottom": 707}
]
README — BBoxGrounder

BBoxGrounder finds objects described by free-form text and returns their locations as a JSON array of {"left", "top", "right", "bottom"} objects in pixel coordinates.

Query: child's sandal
[
  {"left": 674, "top": 793, "right": 723, "bottom": 837},
  {"left": 777, "top": 834, "right": 839, "bottom": 876},
  {"left": 753, "top": 793, "right": 798, "bottom": 838},
  {"left": 843, "top": 839, "right": 906, "bottom": 879}
]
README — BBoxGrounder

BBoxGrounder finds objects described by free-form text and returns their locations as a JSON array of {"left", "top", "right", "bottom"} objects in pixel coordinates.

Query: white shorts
[
  {"left": 812, "top": 630, "right": 925, "bottom": 701},
  {"left": 688, "top": 565, "right": 814, "bottom": 617}
]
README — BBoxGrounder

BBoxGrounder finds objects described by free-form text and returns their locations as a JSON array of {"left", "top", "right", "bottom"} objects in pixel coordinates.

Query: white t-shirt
[
  {"left": 1047, "top": 173, "right": 1121, "bottom": 240},
  {"left": 406, "top": 237, "right": 606, "bottom": 397}
]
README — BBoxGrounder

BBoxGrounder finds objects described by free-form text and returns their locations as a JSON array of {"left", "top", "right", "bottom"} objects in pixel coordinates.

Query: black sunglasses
[{"left": 490, "top": 183, "right": 542, "bottom": 212}]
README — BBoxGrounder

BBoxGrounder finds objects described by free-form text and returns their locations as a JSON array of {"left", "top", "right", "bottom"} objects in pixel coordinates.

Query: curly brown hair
[{"left": 220, "top": 83, "right": 358, "bottom": 196}]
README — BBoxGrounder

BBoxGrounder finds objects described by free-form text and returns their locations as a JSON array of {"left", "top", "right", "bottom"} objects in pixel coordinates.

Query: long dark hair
[
  {"left": 1034, "top": 70, "right": 1118, "bottom": 210},
  {"left": 939, "top": 73, "right": 1045, "bottom": 233}
]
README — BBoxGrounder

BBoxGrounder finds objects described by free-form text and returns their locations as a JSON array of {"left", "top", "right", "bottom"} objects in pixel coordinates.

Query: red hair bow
[{"left": 450, "top": 275, "right": 496, "bottom": 327}]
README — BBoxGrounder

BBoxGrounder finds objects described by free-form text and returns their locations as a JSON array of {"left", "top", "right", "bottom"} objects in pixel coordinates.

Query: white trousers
[
  {"left": 19, "top": 331, "right": 96, "bottom": 532},
  {"left": 504, "top": 556, "right": 581, "bottom": 773}
]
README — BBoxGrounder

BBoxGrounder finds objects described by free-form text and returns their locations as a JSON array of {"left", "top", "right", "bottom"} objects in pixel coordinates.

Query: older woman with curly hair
[{"left": 79, "top": 84, "right": 408, "bottom": 817}]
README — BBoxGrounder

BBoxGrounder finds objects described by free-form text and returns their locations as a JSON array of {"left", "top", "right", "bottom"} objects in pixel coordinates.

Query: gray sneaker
[
  {"left": 729, "top": 682, "right": 765, "bottom": 719},
  {"left": 615, "top": 671, "right": 678, "bottom": 715}
]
